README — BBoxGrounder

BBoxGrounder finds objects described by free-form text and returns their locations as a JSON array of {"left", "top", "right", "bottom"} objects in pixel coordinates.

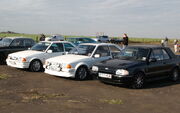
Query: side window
[
  {"left": 24, "top": 39, "right": 33, "bottom": 47},
  {"left": 109, "top": 45, "right": 121, "bottom": 58},
  {"left": 10, "top": 39, "right": 24, "bottom": 47},
  {"left": 94, "top": 46, "right": 110, "bottom": 57},
  {"left": 162, "top": 49, "right": 170, "bottom": 60},
  {"left": 49, "top": 43, "right": 64, "bottom": 52},
  {"left": 64, "top": 43, "right": 74, "bottom": 52},
  {"left": 150, "top": 49, "right": 163, "bottom": 61},
  {"left": 109, "top": 46, "right": 121, "bottom": 52}
]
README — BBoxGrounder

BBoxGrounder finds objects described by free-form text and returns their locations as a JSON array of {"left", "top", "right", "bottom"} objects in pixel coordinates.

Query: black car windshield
[
  {"left": 31, "top": 42, "right": 51, "bottom": 51},
  {"left": 119, "top": 48, "right": 149, "bottom": 61},
  {"left": 0, "top": 38, "right": 13, "bottom": 46},
  {"left": 69, "top": 45, "right": 96, "bottom": 56}
]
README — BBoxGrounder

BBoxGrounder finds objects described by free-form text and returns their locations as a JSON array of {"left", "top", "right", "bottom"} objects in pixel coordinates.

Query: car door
[
  {"left": 146, "top": 49, "right": 170, "bottom": 79},
  {"left": 43, "top": 43, "right": 65, "bottom": 63},
  {"left": 160, "top": 49, "right": 173, "bottom": 75},
  {"left": 8, "top": 39, "right": 25, "bottom": 54},
  {"left": 90, "top": 45, "right": 112, "bottom": 67}
]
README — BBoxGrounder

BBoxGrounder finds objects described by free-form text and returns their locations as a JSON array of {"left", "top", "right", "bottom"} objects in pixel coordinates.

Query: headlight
[
  {"left": 45, "top": 61, "right": 49, "bottom": 65},
  {"left": 7, "top": 55, "right": 10, "bottom": 59},
  {"left": 115, "top": 69, "right": 129, "bottom": 76},
  {"left": 92, "top": 66, "right": 98, "bottom": 72}
]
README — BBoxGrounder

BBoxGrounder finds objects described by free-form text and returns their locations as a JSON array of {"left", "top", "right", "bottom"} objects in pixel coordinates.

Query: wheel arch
[
  {"left": 29, "top": 58, "right": 43, "bottom": 68},
  {"left": 133, "top": 69, "right": 146, "bottom": 77},
  {"left": 74, "top": 63, "right": 90, "bottom": 75}
]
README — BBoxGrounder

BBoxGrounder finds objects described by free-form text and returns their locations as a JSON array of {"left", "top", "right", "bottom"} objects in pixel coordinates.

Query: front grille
[
  {"left": 98, "top": 66, "right": 116, "bottom": 74},
  {"left": 9, "top": 56, "right": 18, "bottom": 60},
  {"left": 47, "top": 62, "right": 62, "bottom": 71}
]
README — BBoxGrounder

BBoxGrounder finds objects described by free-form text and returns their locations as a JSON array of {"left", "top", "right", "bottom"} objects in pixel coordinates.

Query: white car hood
[
  {"left": 9, "top": 50, "right": 44, "bottom": 58},
  {"left": 47, "top": 54, "right": 90, "bottom": 64}
]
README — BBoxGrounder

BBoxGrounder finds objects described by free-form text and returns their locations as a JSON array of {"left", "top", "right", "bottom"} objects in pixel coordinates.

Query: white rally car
[
  {"left": 44, "top": 43, "right": 122, "bottom": 80},
  {"left": 6, "top": 41, "right": 76, "bottom": 72}
]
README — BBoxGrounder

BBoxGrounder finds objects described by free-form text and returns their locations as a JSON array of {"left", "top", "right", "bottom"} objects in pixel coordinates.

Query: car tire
[
  {"left": 75, "top": 66, "right": 88, "bottom": 80},
  {"left": 130, "top": 72, "right": 145, "bottom": 89},
  {"left": 29, "top": 60, "right": 42, "bottom": 72},
  {"left": 170, "top": 68, "right": 179, "bottom": 81}
]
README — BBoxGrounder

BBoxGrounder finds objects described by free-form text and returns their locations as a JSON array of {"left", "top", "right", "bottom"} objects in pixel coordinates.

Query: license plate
[
  {"left": 50, "top": 66, "right": 57, "bottom": 71},
  {"left": 9, "top": 61, "right": 16, "bottom": 65},
  {"left": 99, "top": 73, "right": 112, "bottom": 79}
]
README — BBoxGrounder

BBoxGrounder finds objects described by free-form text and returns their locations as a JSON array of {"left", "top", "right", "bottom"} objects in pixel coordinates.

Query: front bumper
[
  {"left": 44, "top": 68, "right": 76, "bottom": 78},
  {"left": 98, "top": 74, "right": 133, "bottom": 84},
  {"left": 6, "top": 59, "right": 29, "bottom": 69}
]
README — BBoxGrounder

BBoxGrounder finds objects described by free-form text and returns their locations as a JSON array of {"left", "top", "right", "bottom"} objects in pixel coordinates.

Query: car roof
[
  {"left": 79, "top": 43, "right": 117, "bottom": 46},
  {"left": 5, "top": 37, "right": 32, "bottom": 40},
  {"left": 67, "top": 37, "right": 93, "bottom": 39},
  {"left": 40, "top": 41, "right": 72, "bottom": 43}
]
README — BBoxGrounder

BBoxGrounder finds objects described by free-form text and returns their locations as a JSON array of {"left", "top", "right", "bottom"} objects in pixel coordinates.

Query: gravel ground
[{"left": 0, "top": 43, "right": 180, "bottom": 113}]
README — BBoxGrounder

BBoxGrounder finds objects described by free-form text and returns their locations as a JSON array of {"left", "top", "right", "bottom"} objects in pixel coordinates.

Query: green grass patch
[
  {"left": 0, "top": 74, "right": 9, "bottom": 80},
  {"left": 99, "top": 99, "right": 123, "bottom": 105},
  {"left": 22, "top": 89, "right": 66, "bottom": 102}
]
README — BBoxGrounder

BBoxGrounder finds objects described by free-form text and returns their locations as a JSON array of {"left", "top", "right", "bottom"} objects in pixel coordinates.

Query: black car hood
[{"left": 96, "top": 59, "right": 144, "bottom": 69}]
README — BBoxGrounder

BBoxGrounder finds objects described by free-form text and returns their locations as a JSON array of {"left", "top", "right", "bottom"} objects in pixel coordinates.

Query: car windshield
[
  {"left": 118, "top": 47, "right": 149, "bottom": 61},
  {"left": 66, "top": 38, "right": 97, "bottom": 46},
  {"left": 69, "top": 45, "right": 96, "bottom": 56},
  {"left": 0, "top": 38, "right": 13, "bottom": 47},
  {"left": 31, "top": 42, "right": 51, "bottom": 51}
]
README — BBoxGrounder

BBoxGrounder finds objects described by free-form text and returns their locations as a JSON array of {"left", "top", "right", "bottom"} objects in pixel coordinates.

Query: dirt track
[{"left": 0, "top": 64, "right": 180, "bottom": 113}]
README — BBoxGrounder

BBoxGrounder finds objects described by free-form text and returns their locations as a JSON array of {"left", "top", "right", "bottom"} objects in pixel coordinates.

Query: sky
[{"left": 0, "top": 0, "right": 180, "bottom": 38}]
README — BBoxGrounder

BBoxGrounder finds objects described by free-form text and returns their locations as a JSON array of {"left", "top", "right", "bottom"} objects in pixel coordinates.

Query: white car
[
  {"left": 45, "top": 35, "right": 64, "bottom": 41},
  {"left": 96, "top": 35, "right": 110, "bottom": 43},
  {"left": 6, "top": 41, "right": 76, "bottom": 72},
  {"left": 44, "top": 43, "right": 122, "bottom": 80}
]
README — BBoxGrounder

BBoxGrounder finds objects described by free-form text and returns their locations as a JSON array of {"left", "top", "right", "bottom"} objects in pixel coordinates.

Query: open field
[{"left": 0, "top": 33, "right": 177, "bottom": 43}]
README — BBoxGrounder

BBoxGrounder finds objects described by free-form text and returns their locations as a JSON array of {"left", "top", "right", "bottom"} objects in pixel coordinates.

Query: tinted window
[
  {"left": 109, "top": 45, "right": 121, "bottom": 58},
  {"left": 109, "top": 45, "right": 120, "bottom": 52},
  {"left": 69, "top": 45, "right": 96, "bottom": 56},
  {"left": 24, "top": 39, "right": 34, "bottom": 47},
  {"left": 119, "top": 48, "right": 149, "bottom": 60},
  {"left": 162, "top": 49, "right": 170, "bottom": 60},
  {"left": 94, "top": 46, "right": 110, "bottom": 57},
  {"left": 10, "top": 39, "right": 24, "bottom": 47},
  {"left": 31, "top": 42, "right": 51, "bottom": 51},
  {"left": 1, "top": 38, "right": 12, "bottom": 46},
  {"left": 49, "top": 43, "right": 64, "bottom": 52},
  {"left": 64, "top": 43, "right": 74, "bottom": 52},
  {"left": 150, "top": 49, "right": 163, "bottom": 61}
]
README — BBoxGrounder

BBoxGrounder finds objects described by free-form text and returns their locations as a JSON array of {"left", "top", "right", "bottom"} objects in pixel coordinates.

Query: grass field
[{"left": 0, "top": 33, "right": 175, "bottom": 43}]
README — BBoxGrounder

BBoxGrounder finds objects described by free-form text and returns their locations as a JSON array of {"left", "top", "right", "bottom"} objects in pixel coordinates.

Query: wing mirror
[
  {"left": 149, "top": 58, "right": 157, "bottom": 62},
  {"left": 94, "top": 54, "right": 100, "bottom": 58},
  {"left": 47, "top": 50, "right": 53, "bottom": 53}
]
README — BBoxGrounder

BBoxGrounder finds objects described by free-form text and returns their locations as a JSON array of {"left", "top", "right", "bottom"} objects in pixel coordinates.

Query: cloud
[{"left": 0, "top": 0, "right": 180, "bottom": 38}]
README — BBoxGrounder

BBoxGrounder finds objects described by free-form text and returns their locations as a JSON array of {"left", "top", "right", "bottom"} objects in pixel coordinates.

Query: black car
[
  {"left": 0, "top": 37, "right": 35, "bottom": 64},
  {"left": 92, "top": 45, "right": 180, "bottom": 88}
]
